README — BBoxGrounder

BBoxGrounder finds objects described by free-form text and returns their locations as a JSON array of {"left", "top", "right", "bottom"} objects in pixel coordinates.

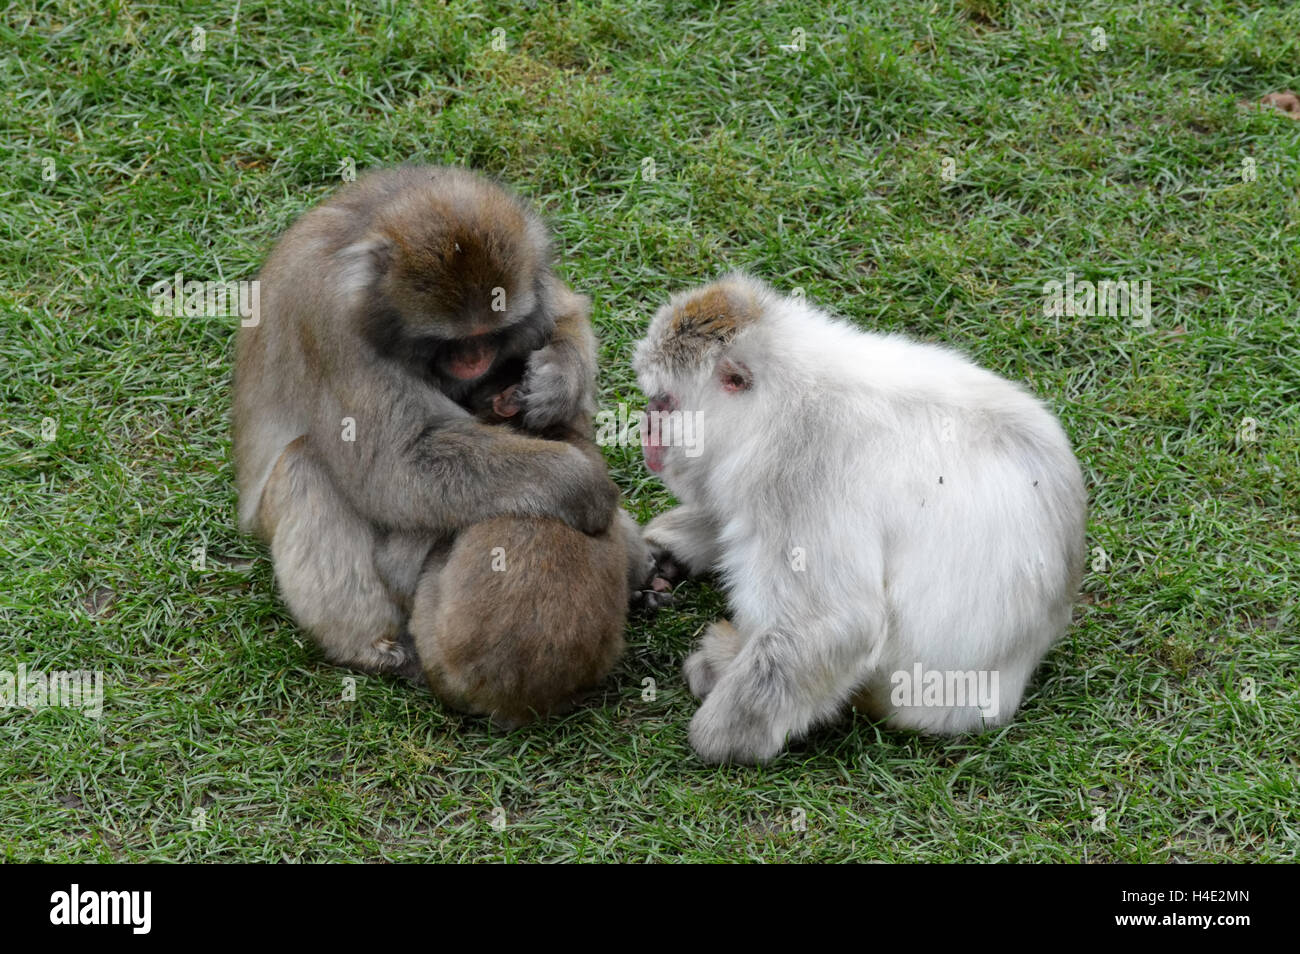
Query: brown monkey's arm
[
  {"left": 312, "top": 355, "right": 617, "bottom": 535},
  {"left": 519, "top": 281, "right": 598, "bottom": 433}
]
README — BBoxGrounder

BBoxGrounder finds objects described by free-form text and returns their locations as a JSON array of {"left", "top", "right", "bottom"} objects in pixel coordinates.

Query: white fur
[{"left": 634, "top": 275, "right": 1087, "bottom": 763}]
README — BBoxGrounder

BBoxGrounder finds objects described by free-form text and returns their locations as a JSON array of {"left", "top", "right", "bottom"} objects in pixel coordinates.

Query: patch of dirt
[
  {"left": 82, "top": 586, "right": 116, "bottom": 618},
  {"left": 1239, "top": 91, "right": 1300, "bottom": 119}
]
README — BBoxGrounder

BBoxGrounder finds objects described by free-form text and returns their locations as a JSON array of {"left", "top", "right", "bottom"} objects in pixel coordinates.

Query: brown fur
[
  {"left": 411, "top": 505, "right": 632, "bottom": 728},
  {"left": 663, "top": 281, "right": 760, "bottom": 365},
  {"left": 232, "top": 165, "right": 648, "bottom": 718},
  {"left": 416, "top": 368, "right": 644, "bottom": 726},
  {"left": 375, "top": 173, "right": 545, "bottom": 330},
  {"left": 1241, "top": 91, "right": 1300, "bottom": 119}
]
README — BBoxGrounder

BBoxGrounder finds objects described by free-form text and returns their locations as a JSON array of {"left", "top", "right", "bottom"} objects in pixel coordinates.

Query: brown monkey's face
[
  {"left": 384, "top": 229, "right": 540, "bottom": 335},
  {"left": 388, "top": 251, "right": 550, "bottom": 394},
  {"left": 358, "top": 167, "right": 556, "bottom": 389}
]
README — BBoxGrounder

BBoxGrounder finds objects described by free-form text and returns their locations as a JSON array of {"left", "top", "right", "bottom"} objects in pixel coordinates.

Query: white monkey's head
[{"left": 633, "top": 273, "right": 777, "bottom": 477}]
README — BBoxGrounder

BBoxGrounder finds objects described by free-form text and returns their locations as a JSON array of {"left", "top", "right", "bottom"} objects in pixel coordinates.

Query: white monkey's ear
[
  {"left": 717, "top": 356, "right": 752, "bottom": 393},
  {"left": 336, "top": 235, "right": 391, "bottom": 299}
]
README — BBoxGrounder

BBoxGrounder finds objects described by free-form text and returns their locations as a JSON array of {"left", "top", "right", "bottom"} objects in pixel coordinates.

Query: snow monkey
[
  {"left": 234, "top": 165, "right": 654, "bottom": 725},
  {"left": 633, "top": 274, "right": 1087, "bottom": 763}
]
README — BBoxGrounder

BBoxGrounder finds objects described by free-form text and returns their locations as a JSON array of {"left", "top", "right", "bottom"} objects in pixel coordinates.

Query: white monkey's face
[{"left": 633, "top": 276, "right": 763, "bottom": 481}]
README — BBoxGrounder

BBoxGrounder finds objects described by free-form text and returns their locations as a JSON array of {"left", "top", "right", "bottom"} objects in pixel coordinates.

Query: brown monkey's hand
[
  {"left": 519, "top": 347, "right": 591, "bottom": 432},
  {"left": 553, "top": 444, "right": 619, "bottom": 534}
]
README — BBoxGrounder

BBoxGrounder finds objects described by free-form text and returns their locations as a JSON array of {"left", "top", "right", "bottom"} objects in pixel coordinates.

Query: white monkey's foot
[
  {"left": 686, "top": 621, "right": 791, "bottom": 763},
  {"left": 688, "top": 690, "right": 785, "bottom": 765}
]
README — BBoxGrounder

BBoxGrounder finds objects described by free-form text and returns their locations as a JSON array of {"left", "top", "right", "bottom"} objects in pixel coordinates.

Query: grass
[{"left": 1, "top": 0, "right": 1297, "bottom": 862}]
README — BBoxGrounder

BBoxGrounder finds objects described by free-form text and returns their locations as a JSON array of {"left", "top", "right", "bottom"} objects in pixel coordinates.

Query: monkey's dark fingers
[
  {"left": 649, "top": 550, "right": 689, "bottom": 588},
  {"left": 393, "top": 627, "right": 427, "bottom": 686},
  {"left": 630, "top": 581, "right": 675, "bottom": 616}
]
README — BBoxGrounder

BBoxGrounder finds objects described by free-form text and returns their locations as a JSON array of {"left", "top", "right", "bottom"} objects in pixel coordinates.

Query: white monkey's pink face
[
  {"left": 641, "top": 393, "right": 677, "bottom": 473},
  {"left": 634, "top": 279, "right": 760, "bottom": 476},
  {"left": 633, "top": 303, "right": 696, "bottom": 476}
]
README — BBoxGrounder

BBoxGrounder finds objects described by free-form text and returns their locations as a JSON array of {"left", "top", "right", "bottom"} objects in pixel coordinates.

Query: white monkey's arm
[{"left": 642, "top": 505, "right": 722, "bottom": 579}]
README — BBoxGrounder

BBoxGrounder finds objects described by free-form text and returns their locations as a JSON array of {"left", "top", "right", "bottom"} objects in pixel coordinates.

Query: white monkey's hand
[
  {"left": 630, "top": 574, "right": 675, "bottom": 615},
  {"left": 642, "top": 506, "right": 719, "bottom": 582},
  {"left": 519, "top": 345, "right": 591, "bottom": 432}
]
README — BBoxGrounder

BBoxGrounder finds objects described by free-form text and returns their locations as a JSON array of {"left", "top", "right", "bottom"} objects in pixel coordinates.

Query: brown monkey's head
[
  {"left": 343, "top": 166, "right": 558, "bottom": 386},
  {"left": 633, "top": 273, "right": 769, "bottom": 475}
]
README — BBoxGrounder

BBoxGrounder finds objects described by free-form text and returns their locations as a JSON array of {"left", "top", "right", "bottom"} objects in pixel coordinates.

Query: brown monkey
[
  {"left": 234, "top": 166, "right": 649, "bottom": 713},
  {"left": 414, "top": 511, "right": 636, "bottom": 727},
  {"left": 413, "top": 439, "right": 652, "bottom": 726}
]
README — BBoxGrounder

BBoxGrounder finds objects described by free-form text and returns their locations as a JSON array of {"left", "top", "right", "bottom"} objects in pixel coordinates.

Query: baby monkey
[{"left": 419, "top": 305, "right": 656, "bottom": 727}]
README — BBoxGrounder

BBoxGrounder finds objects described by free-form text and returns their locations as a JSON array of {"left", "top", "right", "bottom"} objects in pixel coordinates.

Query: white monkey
[{"left": 633, "top": 274, "right": 1087, "bottom": 764}]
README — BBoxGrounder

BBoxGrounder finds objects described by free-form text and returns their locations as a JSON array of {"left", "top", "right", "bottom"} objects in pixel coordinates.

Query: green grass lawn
[{"left": 2, "top": 0, "right": 1297, "bottom": 862}]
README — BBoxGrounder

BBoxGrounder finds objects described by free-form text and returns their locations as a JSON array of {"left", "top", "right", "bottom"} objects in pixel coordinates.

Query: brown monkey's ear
[{"left": 717, "top": 356, "right": 752, "bottom": 393}]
